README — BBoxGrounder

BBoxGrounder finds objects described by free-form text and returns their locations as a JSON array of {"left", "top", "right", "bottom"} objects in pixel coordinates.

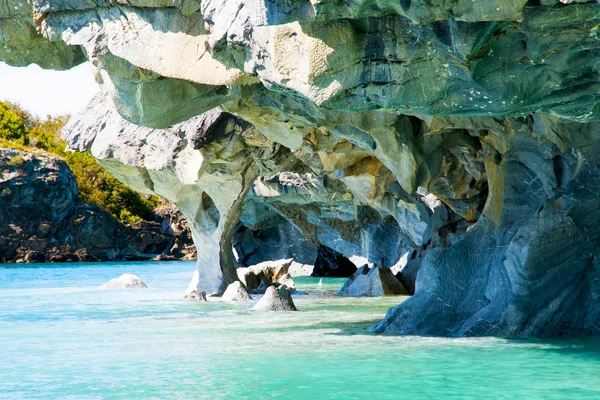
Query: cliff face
[
  {"left": 5, "top": 0, "right": 600, "bottom": 336},
  {"left": 0, "top": 149, "right": 195, "bottom": 262}
]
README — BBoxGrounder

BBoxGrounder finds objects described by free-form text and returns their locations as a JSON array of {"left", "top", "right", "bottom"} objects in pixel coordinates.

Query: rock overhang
[{"left": 4, "top": 0, "right": 600, "bottom": 336}]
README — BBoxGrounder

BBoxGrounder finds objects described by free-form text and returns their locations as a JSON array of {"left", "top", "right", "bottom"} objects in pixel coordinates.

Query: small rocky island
[{"left": 3, "top": 0, "right": 600, "bottom": 337}]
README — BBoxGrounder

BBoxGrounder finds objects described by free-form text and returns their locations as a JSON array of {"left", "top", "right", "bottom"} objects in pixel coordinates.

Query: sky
[{"left": 0, "top": 62, "right": 99, "bottom": 117}]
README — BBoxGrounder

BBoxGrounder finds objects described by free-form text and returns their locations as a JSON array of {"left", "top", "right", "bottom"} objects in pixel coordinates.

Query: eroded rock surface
[
  {"left": 185, "top": 289, "right": 207, "bottom": 302},
  {"left": 312, "top": 246, "right": 358, "bottom": 278},
  {"left": 252, "top": 285, "right": 297, "bottom": 311},
  {"left": 221, "top": 281, "right": 252, "bottom": 301},
  {"left": 337, "top": 265, "right": 409, "bottom": 297},
  {"left": 6, "top": 0, "right": 600, "bottom": 336},
  {"left": 0, "top": 149, "right": 191, "bottom": 263}
]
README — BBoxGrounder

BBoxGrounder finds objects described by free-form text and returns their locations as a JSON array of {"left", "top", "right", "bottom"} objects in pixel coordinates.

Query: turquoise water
[{"left": 1, "top": 261, "right": 600, "bottom": 399}]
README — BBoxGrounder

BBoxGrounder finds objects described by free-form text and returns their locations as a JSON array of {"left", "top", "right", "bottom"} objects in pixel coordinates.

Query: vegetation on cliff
[{"left": 0, "top": 101, "right": 159, "bottom": 224}]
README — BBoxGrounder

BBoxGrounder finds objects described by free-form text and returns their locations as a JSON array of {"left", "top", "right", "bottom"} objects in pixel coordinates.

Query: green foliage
[
  {"left": 29, "top": 115, "right": 69, "bottom": 156},
  {"left": 119, "top": 209, "right": 143, "bottom": 225},
  {"left": 8, "top": 154, "right": 25, "bottom": 166},
  {"left": 0, "top": 102, "right": 29, "bottom": 145},
  {"left": 0, "top": 101, "right": 161, "bottom": 224},
  {"left": 65, "top": 151, "right": 156, "bottom": 223}
]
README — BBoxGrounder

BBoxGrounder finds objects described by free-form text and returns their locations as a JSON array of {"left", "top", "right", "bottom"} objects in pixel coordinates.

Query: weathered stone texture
[
  {"left": 5, "top": 0, "right": 600, "bottom": 336},
  {"left": 0, "top": 148, "right": 193, "bottom": 263}
]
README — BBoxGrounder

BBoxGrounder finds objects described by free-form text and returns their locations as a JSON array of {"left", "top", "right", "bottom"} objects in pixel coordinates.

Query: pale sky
[{"left": 0, "top": 62, "right": 99, "bottom": 118}]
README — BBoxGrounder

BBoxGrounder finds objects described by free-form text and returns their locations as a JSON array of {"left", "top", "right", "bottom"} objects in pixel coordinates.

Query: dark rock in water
[
  {"left": 252, "top": 285, "right": 297, "bottom": 311},
  {"left": 337, "top": 265, "right": 409, "bottom": 297},
  {"left": 312, "top": 246, "right": 358, "bottom": 278},
  {"left": 396, "top": 256, "right": 422, "bottom": 296},
  {"left": 185, "top": 289, "right": 207, "bottom": 302},
  {"left": 222, "top": 281, "right": 252, "bottom": 301},
  {"left": 251, "top": 276, "right": 272, "bottom": 295},
  {"left": 24, "top": 251, "right": 46, "bottom": 263},
  {"left": 233, "top": 219, "right": 319, "bottom": 268}
]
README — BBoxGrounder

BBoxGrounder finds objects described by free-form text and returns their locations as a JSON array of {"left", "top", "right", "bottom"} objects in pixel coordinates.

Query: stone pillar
[{"left": 374, "top": 120, "right": 600, "bottom": 337}]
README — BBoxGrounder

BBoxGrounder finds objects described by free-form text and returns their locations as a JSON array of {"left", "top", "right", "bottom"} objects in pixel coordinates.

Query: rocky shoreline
[{"left": 0, "top": 148, "right": 196, "bottom": 263}]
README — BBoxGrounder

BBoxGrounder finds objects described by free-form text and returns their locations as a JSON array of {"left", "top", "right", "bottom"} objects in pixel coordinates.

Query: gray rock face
[
  {"left": 0, "top": 148, "right": 193, "bottom": 263},
  {"left": 151, "top": 205, "right": 197, "bottom": 260},
  {"left": 374, "top": 119, "right": 600, "bottom": 337},
  {"left": 287, "top": 262, "right": 314, "bottom": 277},
  {"left": 8, "top": 0, "right": 600, "bottom": 336},
  {"left": 276, "top": 274, "right": 296, "bottom": 290},
  {"left": 221, "top": 281, "right": 252, "bottom": 301},
  {"left": 237, "top": 259, "right": 293, "bottom": 291},
  {"left": 252, "top": 285, "right": 297, "bottom": 312},
  {"left": 101, "top": 274, "right": 147, "bottom": 289},
  {"left": 0, "top": 1, "right": 84, "bottom": 69},
  {"left": 337, "top": 265, "right": 409, "bottom": 297},
  {"left": 184, "top": 289, "right": 207, "bottom": 302},
  {"left": 312, "top": 246, "right": 358, "bottom": 278}
]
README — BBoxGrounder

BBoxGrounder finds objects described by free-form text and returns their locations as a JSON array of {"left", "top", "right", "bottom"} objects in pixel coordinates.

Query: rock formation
[
  {"left": 312, "top": 246, "right": 358, "bottom": 277},
  {"left": 5, "top": 0, "right": 600, "bottom": 336},
  {"left": 337, "top": 265, "right": 409, "bottom": 297},
  {"left": 252, "top": 285, "right": 297, "bottom": 312},
  {"left": 150, "top": 205, "right": 197, "bottom": 260},
  {"left": 221, "top": 281, "right": 252, "bottom": 301},
  {"left": 237, "top": 259, "right": 292, "bottom": 288},
  {"left": 101, "top": 273, "right": 147, "bottom": 289},
  {"left": 184, "top": 289, "right": 208, "bottom": 302},
  {"left": 0, "top": 148, "right": 195, "bottom": 262},
  {"left": 276, "top": 273, "right": 296, "bottom": 290}
]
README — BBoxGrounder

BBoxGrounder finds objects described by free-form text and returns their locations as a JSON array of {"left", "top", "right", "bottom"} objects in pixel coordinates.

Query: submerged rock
[
  {"left": 101, "top": 274, "right": 147, "bottom": 289},
  {"left": 337, "top": 266, "right": 408, "bottom": 297},
  {"left": 221, "top": 281, "right": 252, "bottom": 301},
  {"left": 252, "top": 286, "right": 297, "bottom": 312},
  {"left": 184, "top": 289, "right": 207, "bottom": 302}
]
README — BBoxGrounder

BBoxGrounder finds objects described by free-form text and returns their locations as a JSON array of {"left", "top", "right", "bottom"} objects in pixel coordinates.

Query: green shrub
[
  {"left": 119, "top": 209, "right": 143, "bottom": 225},
  {"left": 7, "top": 154, "right": 25, "bottom": 166},
  {"left": 0, "top": 102, "right": 29, "bottom": 145},
  {"left": 65, "top": 151, "right": 157, "bottom": 223}
]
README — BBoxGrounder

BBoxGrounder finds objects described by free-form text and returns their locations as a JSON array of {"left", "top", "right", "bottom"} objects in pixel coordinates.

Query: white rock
[
  {"left": 287, "top": 262, "right": 314, "bottom": 277},
  {"left": 101, "top": 274, "right": 147, "bottom": 289},
  {"left": 252, "top": 285, "right": 297, "bottom": 311},
  {"left": 221, "top": 281, "right": 252, "bottom": 301},
  {"left": 277, "top": 273, "right": 296, "bottom": 290},
  {"left": 184, "top": 289, "right": 207, "bottom": 301}
]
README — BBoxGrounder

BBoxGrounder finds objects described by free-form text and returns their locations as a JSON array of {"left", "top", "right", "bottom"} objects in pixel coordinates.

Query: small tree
[{"left": 0, "top": 102, "right": 29, "bottom": 145}]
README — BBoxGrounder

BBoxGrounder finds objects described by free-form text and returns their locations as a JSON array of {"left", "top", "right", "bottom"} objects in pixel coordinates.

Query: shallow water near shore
[{"left": 1, "top": 261, "right": 599, "bottom": 399}]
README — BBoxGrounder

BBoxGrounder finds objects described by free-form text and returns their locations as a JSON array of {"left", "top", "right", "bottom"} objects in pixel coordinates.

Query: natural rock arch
[{"left": 4, "top": 0, "right": 600, "bottom": 336}]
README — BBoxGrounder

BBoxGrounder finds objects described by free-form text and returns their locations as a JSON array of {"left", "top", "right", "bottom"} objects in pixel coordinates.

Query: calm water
[{"left": 1, "top": 261, "right": 599, "bottom": 399}]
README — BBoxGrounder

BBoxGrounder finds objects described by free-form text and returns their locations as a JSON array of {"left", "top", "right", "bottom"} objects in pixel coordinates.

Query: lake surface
[{"left": 1, "top": 261, "right": 599, "bottom": 399}]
